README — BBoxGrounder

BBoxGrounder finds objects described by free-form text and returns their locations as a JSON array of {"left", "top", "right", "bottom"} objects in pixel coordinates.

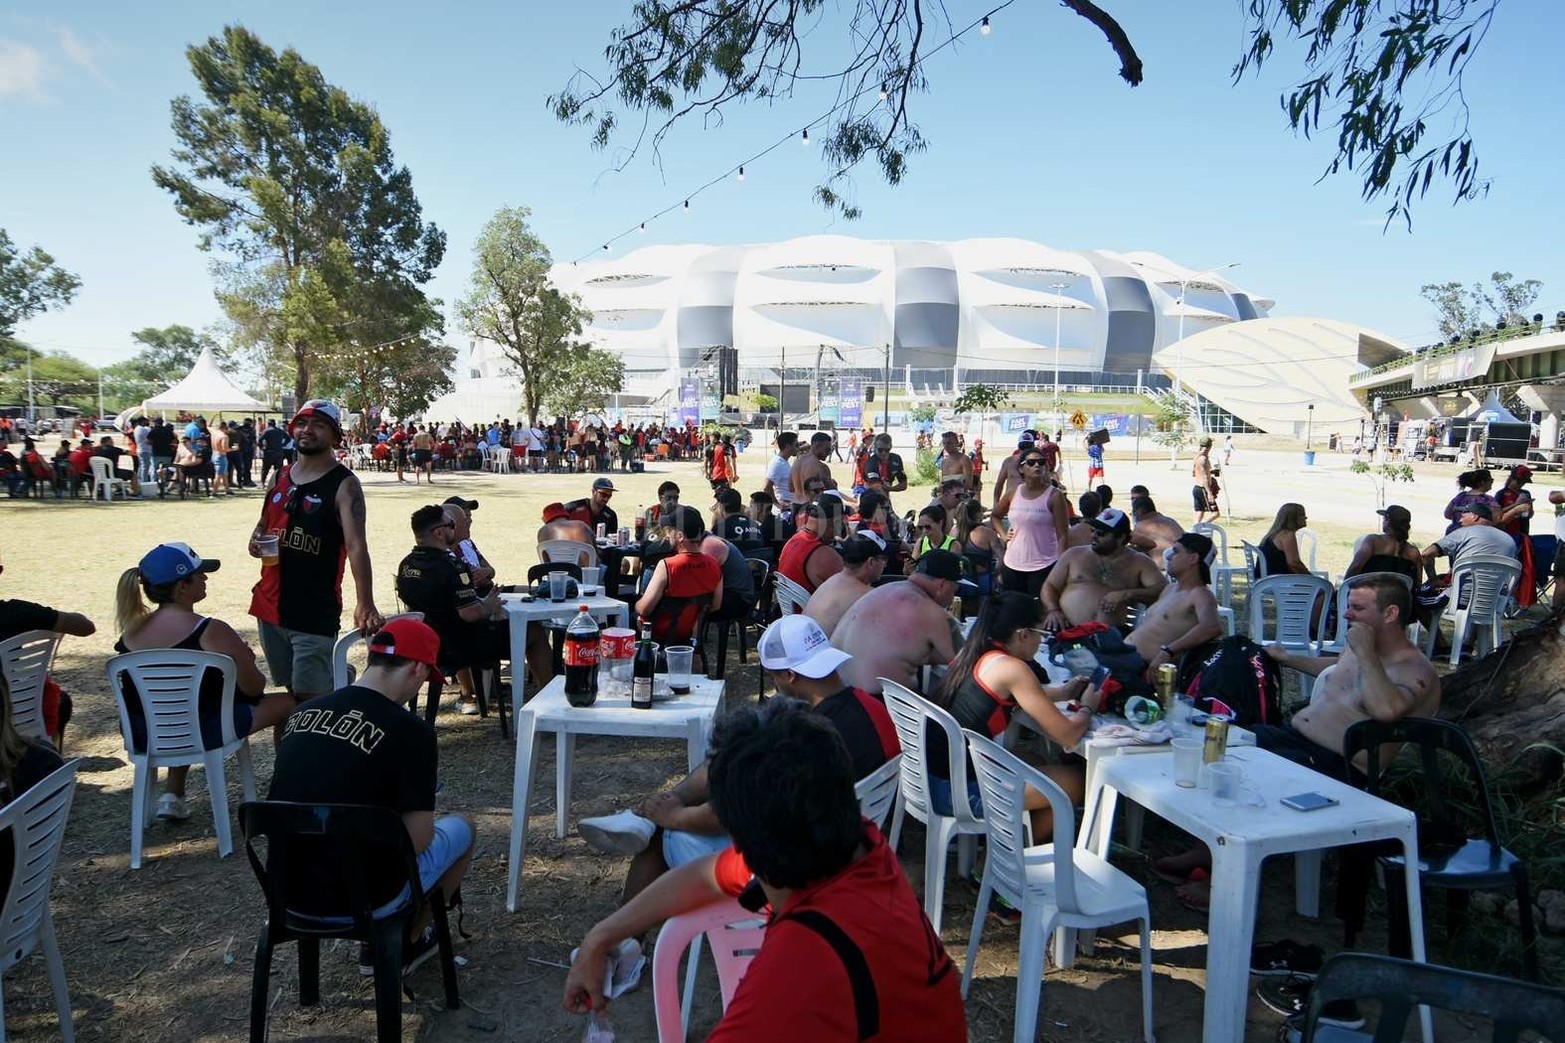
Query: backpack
[{"left": 1186, "top": 635, "right": 1281, "bottom": 728}]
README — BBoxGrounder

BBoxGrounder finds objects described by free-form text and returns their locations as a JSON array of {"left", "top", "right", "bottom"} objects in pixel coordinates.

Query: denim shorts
[
  {"left": 663, "top": 828, "right": 731, "bottom": 869},
  {"left": 294, "top": 815, "right": 474, "bottom": 924},
  {"left": 927, "top": 775, "right": 985, "bottom": 818}
]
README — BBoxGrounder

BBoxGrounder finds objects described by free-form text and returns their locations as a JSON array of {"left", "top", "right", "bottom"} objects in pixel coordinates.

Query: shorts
[
  {"left": 214, "top": 456, "right": 229, "bottom": 475},
  {"left": 297, "top": 815, "right": 474, "bottom": 924},
  {"left": 928, "top": 775, "right": 985, "bottom": 818},
  {"left": 1554, "top": 544, "right": 1565, "bottom": 578},
  {"left": 999, "top": 562, "right": 1052, "bottom": 600},
  {"left": 1253, "top": 721, "right": 1363, "bottom": 785},
  {"left": 1087, "top": 465, "right": 1104, "bottom": 479},
  {"left": 411, "top": 449, "right": 432, "bottom": 466},
  {"left": 663, "top": 828, "right": 731, "bottom": 869},
  {"left": 1192, "top": 485, "right": 1212, "bottom": 512},
  {"left": 258, "top": 621, "right": 336, "bottom": 694}
]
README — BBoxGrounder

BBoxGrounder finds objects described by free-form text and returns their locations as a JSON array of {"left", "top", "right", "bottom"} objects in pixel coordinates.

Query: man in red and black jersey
[
  {"left": 566, "top": 698, "right": 964, "bottom": 1042},
  {"left": 248, "top": 400, "right": 383, "bottom": 721}
]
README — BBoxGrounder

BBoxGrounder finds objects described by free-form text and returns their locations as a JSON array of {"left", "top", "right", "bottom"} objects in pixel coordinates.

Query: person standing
[
  {"left": 238, "top": 418, "right": 257, "bottom": 487},
  {"left": 1222, "top": 434, "right": 1234, "bottom": 467},
  {"left": 132, "top": 418, "right": 153, "bottom": 485},
  {"left": 765, "top": 432, "right": 798, "bottom": 511},
  {"left": 990, "top": 431, "right": 1038, "bottom": 506},
  {"left": 1085, "top": 435, "right": 1105, "bottom": 483},
  {"left": 411, "top": 424, "right": 436, "bottom": 485},
  {"left": 210, "top": 421, "right": 233, "bottom": 496},
  {"left": 1191, "top": 437, "right": 1220, "bottom": 523},
  {"left": 248, "top": 400, "right": 383, "bottom": 724},
  {"left": 937, "top": 431, "right": 973, "bottom": 492},
  {"left": 258, "top": 419, "right": 288, "bottom": 488},
  {"left": 1494, "top": 465, "right": 1537, "bottom": 608},
  {"left": 709, "top": 434, "right": 736, "bottom": 491},
  {"left": 991, "top": 446, "right": 1068, "bottom": 600}
]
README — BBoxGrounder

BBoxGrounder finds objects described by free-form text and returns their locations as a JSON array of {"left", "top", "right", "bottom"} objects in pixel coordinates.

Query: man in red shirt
[
  {"left": 775, "top": 498, "right": 845, "bottom": 593},
  {"left": 565, "top": 698, "right": 964, "bottom": 1041}
]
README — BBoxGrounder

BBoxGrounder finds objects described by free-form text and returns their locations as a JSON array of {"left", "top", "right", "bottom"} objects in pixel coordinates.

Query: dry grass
[{"left": 0, "top": 443, "right": 1526, "bottom": 1040}]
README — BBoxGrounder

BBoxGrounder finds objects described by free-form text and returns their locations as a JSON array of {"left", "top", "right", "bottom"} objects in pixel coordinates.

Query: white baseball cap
[{"left": 758, "top": 615, "right": 852, "bottom": 679}]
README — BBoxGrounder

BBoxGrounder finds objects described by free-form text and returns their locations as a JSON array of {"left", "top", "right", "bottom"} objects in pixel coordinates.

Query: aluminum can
[
  {"left": 1154, "top": 663, "right": 1178, "bottom": 701},
  {"left": 1203, "top": 716, "right": 1230, "bottom": 764}
]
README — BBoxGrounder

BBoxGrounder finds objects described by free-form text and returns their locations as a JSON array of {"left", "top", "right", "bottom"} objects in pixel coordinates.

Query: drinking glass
[
  {"left": 548, "top": 571, "right": 568, "bottom": 602},
  {"left": 1172, "top": 737, "right": 1203, "bottom": 789},
  {"left": 1208, "top": 762, "right": 1243, "bottom": 806},
  {"left": 581, "top": 565, "right": 602, "bottom": 592},
  {"left": 256, "top": 534, "right": 280, "bottom": 566},
  {"left": 664, "top": 646, "right": 694, "bottom": 694}
]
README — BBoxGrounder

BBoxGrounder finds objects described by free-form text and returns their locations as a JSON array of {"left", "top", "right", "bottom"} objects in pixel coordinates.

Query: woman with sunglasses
[
  {"left": 991, "top": 449, "right": 1068, "bottom": 599},
  {"left": 909, "top": 503, "right": 962, "bottom": 565},
  {"left": 926, "top": 593, "right": 1099, "bottom": 839}
]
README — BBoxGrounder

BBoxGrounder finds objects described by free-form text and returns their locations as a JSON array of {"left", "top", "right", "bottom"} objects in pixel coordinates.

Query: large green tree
[
  {"left": 0, "top": 229, "right": 80, "bottom": 339},
  {"left": 557, "top": 0, "right": 1498, "bottom": 224},
  {"left": 1421, "top": 271, "right": 1543, "bottom": 340},
  {"left": 456, "top": 207, "right": 609, "bottom": 425},
  {"left": 152, "top": 25, "right": 446, "bottom": 402},
  {"left": 100, "top": 325, "right": 232, "bottom": 384},
  {"left": 541, "top": 344, "right": 627, "bottom": 420}
]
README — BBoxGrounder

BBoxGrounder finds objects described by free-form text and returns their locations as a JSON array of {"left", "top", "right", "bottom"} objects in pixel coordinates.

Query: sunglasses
[
  {"left": 1020, "top": 459, "right": 1045, "bottom": 468},
  {"left": 1020, "top": 627, "right": 1051, "bottom": 638}
]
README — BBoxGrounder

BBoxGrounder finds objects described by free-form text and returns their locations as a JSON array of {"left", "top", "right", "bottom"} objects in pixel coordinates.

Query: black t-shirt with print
[
  {"left": 267, "top": 684, "right": 438, "bottom": 914},
  {"left": 395, "top": 545, "right": 482, "bottom": 660},
  {"left": 0, "top": 599, "right": 59, "bottom": 642}
]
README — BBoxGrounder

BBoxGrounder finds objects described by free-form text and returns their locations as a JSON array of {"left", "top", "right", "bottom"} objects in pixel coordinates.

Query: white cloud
[
  {"left": 0, "top": 38, "right": 48, "bottom": 99},
  {"left": 54, "top": 25, "right": 108, "bottom": 84}
]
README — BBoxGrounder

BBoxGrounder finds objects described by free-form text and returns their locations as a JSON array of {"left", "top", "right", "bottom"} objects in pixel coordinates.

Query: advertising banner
[
  {"left": 839, "top": 377, "right": 863, "bottom": 429},
  {"left": 818, "top": 388, "right": 839, "bottom": 425},
  {"left": 677, "top": 379, "right": 700, "bottom": 426},
  {"left": 699, "top": 385, "right": 721, "bottom": 422}
]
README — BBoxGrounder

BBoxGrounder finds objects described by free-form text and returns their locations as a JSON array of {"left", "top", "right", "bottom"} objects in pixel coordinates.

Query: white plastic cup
[
  {"left": 665, "top": 645, "right": 694, "bottom": 694},
  {"left": 1172, "top": 737, "right": 1203, "bottom": 789},
  {"left": 548, "top": 571, "right": 568, "bottom": 602},
  {"left": 257, "top": 534, "right": 280, "bottom": 566},
  {"left": 581, "top": 565, "right": 602, "bottom": 591},
  {"left": 1209, "top": 762, "right": 1243, "bottom": 806}
]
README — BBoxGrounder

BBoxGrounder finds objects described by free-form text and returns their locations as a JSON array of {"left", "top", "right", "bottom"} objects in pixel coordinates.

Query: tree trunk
[{"left": 1437, "top": 615, "right": 1565, "bottom": 790}]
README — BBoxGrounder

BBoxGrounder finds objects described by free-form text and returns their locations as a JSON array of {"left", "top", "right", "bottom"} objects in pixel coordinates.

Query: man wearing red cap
[
  {"left": 248, "top": 400, "right": 384, "bottom": 723},
  {"left": 269, "top": 617, "right": 474, "bottom": 976}
]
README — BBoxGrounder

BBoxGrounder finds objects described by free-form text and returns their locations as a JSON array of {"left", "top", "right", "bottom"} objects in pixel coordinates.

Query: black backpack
[{"left": 1186, "top": 636, "right": 1282, "bottom": 728}]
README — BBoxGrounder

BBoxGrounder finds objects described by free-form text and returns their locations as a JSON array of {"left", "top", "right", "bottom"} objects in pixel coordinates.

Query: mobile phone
[
  {"left": 1280, "top": 792, "right": 1338, "bottom": 812},
  {"left": 1089, "top": 665, "right": 1111, "bottom": 689}
]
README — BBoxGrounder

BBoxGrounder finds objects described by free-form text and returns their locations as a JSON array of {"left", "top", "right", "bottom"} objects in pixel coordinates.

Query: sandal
[
  {"left": 1151, "top": 853, "right": 1211, "bottom": 884},
  {"left": 1176, "top": 876, "right": 1212, "bottom": 915}
]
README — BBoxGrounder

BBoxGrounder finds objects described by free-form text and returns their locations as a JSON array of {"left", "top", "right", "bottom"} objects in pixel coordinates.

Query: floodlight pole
[
  {"left": 882, "top": 341, "right": 891, "bottom": 434},
  {"left": 1050, "top": 281, "right": 1068, "bottom": 424}
]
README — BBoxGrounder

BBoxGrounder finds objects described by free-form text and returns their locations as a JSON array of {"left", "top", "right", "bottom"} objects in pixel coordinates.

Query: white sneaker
[
  {"left": 156, "top": 793, "right": 191, "bottom": 821},
  {"left": 578, "top": 810, "right": 655, "bottom": 855},
  {"left": 458, "top": 699, "right": 481, "bottom": 716},
  {"left": 569, "top": 938, "right": 645, "bottom": 998}
]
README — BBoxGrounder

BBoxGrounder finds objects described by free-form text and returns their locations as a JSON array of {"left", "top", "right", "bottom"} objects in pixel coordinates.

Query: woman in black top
[
  {"left": 927, "top": 593, "right": 1099, "bottom": 840},
  {"left": 1257, "top": 502, "right": 1311, "bottom": 577},
  {"left": 1344, "top": 504, "right": 1422, "bottom": 584},
  {"left": 114, "top": 543, "right": 295, "bottom": 822}
]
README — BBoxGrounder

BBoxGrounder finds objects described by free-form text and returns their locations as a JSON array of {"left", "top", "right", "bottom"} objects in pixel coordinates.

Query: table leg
[
  {"left": 510, "top": 619, "right": 531, "bottom": 707},
  {"left": 556, "top": 733, "right": 576, "bottom": 839},
  {"left": 686, "top": 716, "right": 707, "bottom": 774},
  {"left": 1400, "top": 832, "right": 1434, "bottom": 1043},
  {"left": 1294, "top": 850, "right": 1322, "bottom": 918},
  {"left": 1204, "top": 846, "right": 1262, "bottom": 1043},
  {"left": 506, "top": 711, "right": 540, "bottom": 913}
]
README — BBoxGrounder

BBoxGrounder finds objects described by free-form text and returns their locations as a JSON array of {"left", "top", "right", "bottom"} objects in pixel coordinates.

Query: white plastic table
[
  {"left": 1078, "top": 746, "right": 1429, "bottom": 1043},
  {"left": 502, "top": 592, "right": 630, "bottom": 700},
  {"left": 505, "top": 675, "right": 725, "bottom": 913}
]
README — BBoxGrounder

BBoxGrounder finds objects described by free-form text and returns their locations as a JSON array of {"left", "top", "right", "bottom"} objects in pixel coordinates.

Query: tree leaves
[{"left": 0, "top": 230, "right": 80, "bottom": 339}]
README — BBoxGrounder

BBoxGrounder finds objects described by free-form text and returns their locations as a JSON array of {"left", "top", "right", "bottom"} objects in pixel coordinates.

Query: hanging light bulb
[
  {"left": 683, "top": 199, "right": 690, "bottom": 211},
  {"left": 801, "top": 128, "right": 810, "bottom": 146},
  {"left": 737, "top": 166, "right": 745, "bottom": 182},
  {"left": 639, "top": 222, "right": 647, "bottom": 234},
  {"left": 980, "top": 15, "right": 991, "bottom": 34},
  {"left": 602, "top": 243, "right": 610, "bottom": 252},
  {"left": 878, "top": 83, "right": 888, "bottom": 101}
]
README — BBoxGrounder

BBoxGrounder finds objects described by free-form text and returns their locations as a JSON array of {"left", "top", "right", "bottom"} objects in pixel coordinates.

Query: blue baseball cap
[{"left": 138, "top": 543, "right": 221, "bottom": 586}]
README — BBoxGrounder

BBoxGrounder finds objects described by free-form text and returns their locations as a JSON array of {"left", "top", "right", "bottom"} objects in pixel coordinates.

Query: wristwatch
[{"left": 1159, "top": 644, "right": 1174, "bottom": 657}]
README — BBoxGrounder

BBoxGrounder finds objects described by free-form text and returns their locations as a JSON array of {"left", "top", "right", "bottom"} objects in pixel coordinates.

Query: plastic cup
[
  {"left": 664, "top": 645, "right": 694, "bottom": 694},
  {"left": 581, "top": 565, "right": 602, "bottom": 592},
  {"left": 1209, "top": 762, "right": 1243, "bottom": 806},
  {"left": 1172, "top": 737, "right": 1203, "bottom": 789},
  {"left": 257, "top": 534, "right": 280, "bottom": 566},
  {"left": 548, "top": 571, "right": 568, "bottom": 602}
]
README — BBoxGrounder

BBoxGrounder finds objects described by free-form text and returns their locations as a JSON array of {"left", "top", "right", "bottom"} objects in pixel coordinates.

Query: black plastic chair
[
  {"left": 702, "top": 558, "right": 771, "bottom": 680},
  {"left": 1342, "top": 717, "right": 1539, "bottom": 980},
  {"left": 1300, "top": 952, "right": 1565, "bottom": 1041},
  {"left": 641, "top": 592, "right": 711, "bottom": 675},
  {"left": 239, "top": 801, "right": 460, "bottom": 1043}
]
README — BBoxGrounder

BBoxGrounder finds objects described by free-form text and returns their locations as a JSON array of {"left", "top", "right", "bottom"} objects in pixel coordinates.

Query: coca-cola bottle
[{"left": 563, "top": 606, "right": 601, "bottom": 707}]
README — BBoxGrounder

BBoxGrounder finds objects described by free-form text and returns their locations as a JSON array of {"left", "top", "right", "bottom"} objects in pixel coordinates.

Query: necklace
[{"left": 1096, "top": 553, "right": 1120, "bottom": 585}]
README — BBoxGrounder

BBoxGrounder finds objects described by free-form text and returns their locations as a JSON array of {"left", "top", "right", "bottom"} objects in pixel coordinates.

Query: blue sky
[{"left": 3, "top": 1, "right": 1562, "bottom": 368}]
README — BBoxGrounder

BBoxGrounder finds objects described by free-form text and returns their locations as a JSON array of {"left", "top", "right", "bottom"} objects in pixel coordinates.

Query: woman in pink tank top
[{"left": 992, "top": 449, "right": 1068, "bottom": 599}]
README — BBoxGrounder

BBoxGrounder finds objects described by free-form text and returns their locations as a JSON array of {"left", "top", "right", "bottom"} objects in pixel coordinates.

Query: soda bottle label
[{"left": 564, "top": 638, "right": 599, "bottom": 668}]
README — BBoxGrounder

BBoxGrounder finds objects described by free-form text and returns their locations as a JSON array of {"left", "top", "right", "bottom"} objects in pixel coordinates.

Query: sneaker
[
  {"left": 578, "top": 810, "right": 656, "bottom": 855},
  {"left": 1250, "top": 939, "right": 1324, "bottom": 978},
  {"left": 1257, "top": 975, "right": 1364, "bottom": 1029},
  {"left": 357, "top": 943, "right": 375, "bottom": 977},
  {"left": 156, "top": 793, "right": 191, "bottom": 821},
  {"left": 569, "top": 938, "right": 646, "bottom": 998},
  {"left": 457, "top": 699, "right": 481, "bottom": 716},
  {"left": 402, "top": 923, "right": 440, "bottom": 977}
]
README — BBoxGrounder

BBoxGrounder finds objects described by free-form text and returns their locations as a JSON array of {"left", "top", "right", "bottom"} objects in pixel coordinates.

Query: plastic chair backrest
[
  {"left": 0, "top": 630, "right": 62, "bottom": 742},
  {"left": 964, "top": 730, "right": 1081, "bottom": 913},
  {"left": 880, "top": 681, "right": 983, "bottom": 830},
  {"left": 107, "top": 649, "right": 239, "bottom": 758},
  {"left": 1298, "top": 528, "right": 1321, "bottom": 573},
  {"left": 653, "top": 897, "right": 767, "bottom": 1019},
  {"left": 239, "top": 801, "right": 426, "bottom": 934},
  {"left": 526, "top": 561, "right": 584, "bottom": 585},
  {"left": 1248, "top": 574, "right": 1332, "bottom": 650},
  {"left": 1343, "top": 716, "right": 1503, "bottom": 853},
  {"left": 330, "top": 612, "right": 424, "bottom": 689},
  {"left": 854, "top": 754, "right": 901, "bottom": 831},
  {"left": 540, "top": 539, "right": 598, "bottom": 569},
  {"left": 1305, "top": 952, "right": 1565, "bottom": 1042},
  {"left": 773, "top": 573, "right": 810, "bottom": 615},
  {"left": 745, "top": 559, "right": 770, "bottom": 611},
  {"left": 1192, "top": 522, "right": 1230, "bottom": 567},
  {"left": 1241, "top": 540, "right": 1265, "bottom": 579},
  {"left": 0, "top": 760, "right": 77, "bottom": 974},
  {"left": 1449, "top": 554, "right": 1521, "bottom": 619},
  {"left": 1329, "top": 572, "right": 1412, "bottom": 648}
]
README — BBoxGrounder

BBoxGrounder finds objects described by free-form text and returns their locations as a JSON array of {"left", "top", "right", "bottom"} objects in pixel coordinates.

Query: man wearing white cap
[{"left": 576, "top": 614, "right": 898, "bottom": 910}]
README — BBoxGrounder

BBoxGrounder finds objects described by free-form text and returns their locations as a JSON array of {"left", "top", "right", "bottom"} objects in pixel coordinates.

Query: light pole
[
  {"left": 1049, "top": 281, "right": 1068, "bottom": 421},
  {"left": 1172, "top": 262, "right": 1241, "bottom": 399}
]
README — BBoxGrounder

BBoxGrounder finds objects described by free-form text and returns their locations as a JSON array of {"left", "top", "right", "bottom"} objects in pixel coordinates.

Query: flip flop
[
  {"left": 1176, "top": 877, "right": 1212, "bottom": 915},
  {"left": 1151, "top": 856, "right": 1210, "bottom": 884}
]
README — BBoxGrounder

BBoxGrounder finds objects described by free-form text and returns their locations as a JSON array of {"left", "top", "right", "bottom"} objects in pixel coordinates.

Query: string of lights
[{"left": 571, "top": 1, "right": 1018, "bottom": 264}]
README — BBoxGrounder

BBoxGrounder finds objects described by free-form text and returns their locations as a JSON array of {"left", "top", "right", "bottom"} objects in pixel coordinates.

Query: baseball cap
[
  {"left": 840, "top": 531, "right": 888, "bottom": 563},
  {"left": 1462, "top": 502, "right": 1495, "bottom": 521},
  {"left": 914, "top": 549, "right": 967, "bottom": 582},
  {"left": 138, "top": 542, "right": 220, "bottom": 586},
  {"left": 1510, "top": 465, "right": 1534, "bottom": 483},
  {"left": 1175, "top": 532, "right": 1217, "bottom": 567},
  {"left": 757, "top": 615, "right": 852, "bottom": 679},
  {"left": 542, "top": 501, "right": 568, "bottom": 522},
  {"left": 592, "top": 477, "right": 617, "bottom": 492},
  {"left": 1088, "top": 507, "right": 1132, "bottom": 535},
  {"left": 291, "top": 399, "right": 343, "bottom": 436},
  {"left": 366, "top": 618, "right": 444, "bottom": 683},
  {"left": 1377, "top": 504, "right": 1412, "bottom": 528},
  {"left": 443, "top": 496, "right": 479, "bottom": 511},
  {"left": 1017, "top": 431, "right": 1037, "bottom": 448}
]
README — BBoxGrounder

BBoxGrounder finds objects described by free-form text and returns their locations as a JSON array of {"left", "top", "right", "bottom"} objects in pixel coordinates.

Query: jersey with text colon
[{"left": 249, "top": 464, "right": 350, "bottom": 636}]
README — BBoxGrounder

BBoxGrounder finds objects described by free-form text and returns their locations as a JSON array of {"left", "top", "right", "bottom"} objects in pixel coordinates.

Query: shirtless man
[
  {"left": 1191, "top": 437, "right": 1219, "bottom": 523},
  {"left": 803, "top": 532, "right": 887, "bottom": 637},
  {"left": 991, "top": 431, "right": 1038, "bottom": 507},
  {"left": 1155, "top": 573, "right": 1439, "bottom": 908},
  {"left": 538, "top": 504, "right": 596, "bottom": 549},
  {"left": 938, "top": 431, "right": 974, "bottom": 492},
  {"left": 1065, "top": 491, "right": 1102, "bottom": 548},
  {"left": 790, "top": 432, "right": 835, "bottom": 505},
  {"left": 1128, "top": 495, "right": 1186, "bottom": 558},
  {"left": 832, "top": 550, "right": 964, "bottom": 694},
  {"left": 1040, "top": 508, "right": 1165, "bottom": 630},
  {"left": 1127, "top": 533, "right": 1224, "bottom": 679}
]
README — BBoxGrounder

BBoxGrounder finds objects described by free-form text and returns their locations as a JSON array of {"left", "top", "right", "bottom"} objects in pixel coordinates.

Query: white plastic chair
[
  {"left": 1321, "top": 573, "right": 1413, "bottom": 655},
  {"left": 1241, "top": 539, "right": 1266, "bottom": 580},
  {"left": 1249, "top": 574, "right": 1333, "bottom": 701},
  {"left": 1296, "top": 528, "right": 1333, "bottom": 583},
  {"left": 106, "top": 649, "right": 256, "bottom": 869},
  {"left": 330, "top": 612, "right": 425, "bottom": 689},
  {"left": 772, "top": 573, "right": 810, "bottom": 616},
  {"left": 652, "top": 897, "right": 767, "bottom": 1043},
  {"left": 490, "top": 443, "right": 512, "bottom": 473},
  {"left": 0, "top": 760, "right": 79, "bottom": 1043},
  {"left": 855, "top": 754, "right": 902, "bottom": 832},
  {"left": 539, "top": 538, "right": 598, "bottom": 569},
  {"left": 1193, "top": 522, "right": 1247, "bottom": 610},
  {"left": 0, "top": 630, "right": 61, "bottom": 743},
  {"left": 1426, "top": 554, "right": 1520, "bottom": 666},
  {"left": 880, "top": 680, "right": 986, "bottom": 935},
  {"left": 88, "top": 456, "right": 131, "bottom": 501},
  {"left": 961, "top": 731, "right": 1153, "bottom": 1043}
]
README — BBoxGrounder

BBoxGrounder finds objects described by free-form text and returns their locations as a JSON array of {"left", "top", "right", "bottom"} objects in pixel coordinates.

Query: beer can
[
  {"left": 1154, "top": 663, "right": 1178, "bottom": 701},
  {"left": 1203, "top": 716, "right": 1230, "bottom": 764},
  {"left": 617, "top": 527, "right": 631, "bottom": 546},
  {"left": 596, "top": 522, "right": 607, "bottom": 542}
]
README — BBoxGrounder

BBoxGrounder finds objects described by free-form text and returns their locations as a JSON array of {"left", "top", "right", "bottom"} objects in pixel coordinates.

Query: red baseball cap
[
  {"left": 542, "top": 501, "right": 568, "bottom": 522},
  {"left": 366, "top": 618, "right": 443, "bottom": 682}
]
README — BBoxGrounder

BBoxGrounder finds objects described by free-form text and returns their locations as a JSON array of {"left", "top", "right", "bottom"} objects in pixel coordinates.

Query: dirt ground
[{"left": 0, "top": 441, "right": 1551, "bottom": 1040}]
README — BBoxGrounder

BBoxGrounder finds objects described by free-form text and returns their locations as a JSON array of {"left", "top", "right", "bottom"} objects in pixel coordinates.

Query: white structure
[{"left": 138, "top": 346, "right": 269, "bottom": 416}]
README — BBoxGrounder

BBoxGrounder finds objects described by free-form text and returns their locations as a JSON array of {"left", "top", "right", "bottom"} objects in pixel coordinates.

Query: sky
[{"left": 3, "top": 0, "right": 1563, "bottom": 371}]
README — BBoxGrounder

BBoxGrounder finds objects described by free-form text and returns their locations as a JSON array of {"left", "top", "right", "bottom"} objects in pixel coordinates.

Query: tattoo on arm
[{"left": 345, "top": 477, "right": 367, "bottom": 530}]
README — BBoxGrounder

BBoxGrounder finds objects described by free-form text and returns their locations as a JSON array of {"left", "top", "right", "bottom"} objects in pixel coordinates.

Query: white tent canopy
[
  {"left": 139, "top": 346, "right": 268, "bottom": 415},
  {"left": 1463, "top": 390, "right": 1522, "bottom": 425}
]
